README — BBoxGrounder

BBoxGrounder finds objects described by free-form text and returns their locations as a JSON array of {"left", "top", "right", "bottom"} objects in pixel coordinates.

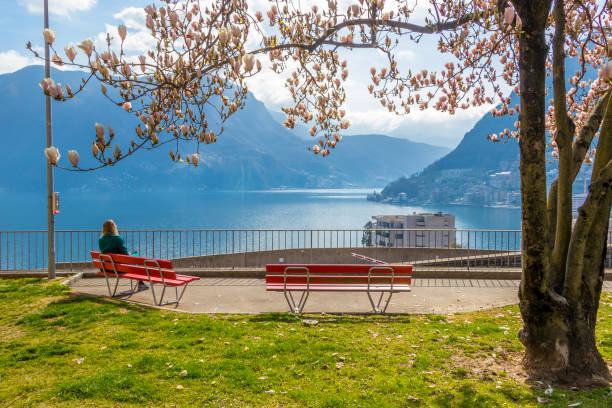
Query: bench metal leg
[
  {"left": 284, "top": 290, "right": 309, "bottom": 314},
  {"left": 367, "top": 291, "right": 394, "bottom": 314},
  {"left": 150, "top": 283, "right": 190, "bottom": 307}
]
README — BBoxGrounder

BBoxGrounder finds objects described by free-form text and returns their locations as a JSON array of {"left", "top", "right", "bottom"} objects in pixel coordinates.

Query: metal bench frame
[
  {"left": 98, "top": 254, "right": 190, "bottom": 307},
  {"left": 279, "top": 265, "right": 404, "bottom": 314}
]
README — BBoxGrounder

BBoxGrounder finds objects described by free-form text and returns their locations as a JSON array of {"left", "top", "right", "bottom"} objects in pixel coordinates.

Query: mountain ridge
[{"left": 0, "top": 66, "right": 450, "bottom": 193}]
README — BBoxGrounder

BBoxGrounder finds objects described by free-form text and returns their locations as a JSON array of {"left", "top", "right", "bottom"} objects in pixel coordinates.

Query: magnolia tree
[{"left": 32, "top": 0, "right": 612, "bottom": 387}]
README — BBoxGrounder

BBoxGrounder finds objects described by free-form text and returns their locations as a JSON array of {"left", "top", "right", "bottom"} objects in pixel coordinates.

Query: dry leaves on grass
[{"left": 451, "top": 351, "right": 527, "bottom": 383}]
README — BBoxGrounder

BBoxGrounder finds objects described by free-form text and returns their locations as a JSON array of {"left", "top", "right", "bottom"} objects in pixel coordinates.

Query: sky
[{"left": 0, "top": 0, "right": 495, "bottom": 148}]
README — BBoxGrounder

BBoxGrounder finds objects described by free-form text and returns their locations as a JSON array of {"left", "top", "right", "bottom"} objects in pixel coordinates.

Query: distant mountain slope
[
  {"left": 0, "top": 66, "right": 449, "bottom": 193},
  {"left": 379, "top": 94, "right": 521, "bottom": 206}
]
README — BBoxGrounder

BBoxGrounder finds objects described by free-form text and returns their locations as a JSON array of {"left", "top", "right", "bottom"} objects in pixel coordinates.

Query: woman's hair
[{"left": 102, "top": 219, "right": 119, "bottom": 235}]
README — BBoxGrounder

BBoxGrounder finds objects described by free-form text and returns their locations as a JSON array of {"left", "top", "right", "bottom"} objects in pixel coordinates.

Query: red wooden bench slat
[
  {"left": 91, "top": 251, "right": 173, "bottom": 269},
  {"left": 266, "top": 284, "right": 413, "bottom": 292},
  {"left": 265, "top": 264, "right": 412, "bottom": 290},
  {"left": 265, "top": 275, "right": 412, "bottom": 285},
  {"left": 92, "top": 259, "right": 178, "bottom": 280},
  {"left": 265, "top": 264, "right": 412, "bottom": 275},
  {"left": 96, "top": 271, "right": 188, "bottom": 286}
]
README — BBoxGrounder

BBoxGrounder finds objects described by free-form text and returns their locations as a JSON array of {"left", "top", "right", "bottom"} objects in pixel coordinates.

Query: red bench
[
  {"left": 266, "top": 264, "right": 412, "bottom": 313},
  {"left": 91, "top": 251, "right": 199, "bottom": 307}
]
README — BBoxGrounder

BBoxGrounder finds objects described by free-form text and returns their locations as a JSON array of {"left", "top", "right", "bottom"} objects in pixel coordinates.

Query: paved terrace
[{"left": 69, "top": 276, "right": 612, "bottom": 314}]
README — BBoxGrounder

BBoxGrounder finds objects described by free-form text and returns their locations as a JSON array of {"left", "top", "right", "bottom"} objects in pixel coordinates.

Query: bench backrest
[
  {"left": 265, "top": 264, "right": 412, "bottom": 285},
  {"left": 91, "top": 251, "right": 177, "bottom": 280}
]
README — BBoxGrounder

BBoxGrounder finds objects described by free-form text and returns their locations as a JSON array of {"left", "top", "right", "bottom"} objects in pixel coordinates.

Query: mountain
[
  {"left": 378, "top": 94, "right": 522, "bottom": 206},
  {"left": 377, "top": 86, "right": 593, "bottom": 207},
  {"left": 0, "top": 66, "right": 449, "bottom": 193}
]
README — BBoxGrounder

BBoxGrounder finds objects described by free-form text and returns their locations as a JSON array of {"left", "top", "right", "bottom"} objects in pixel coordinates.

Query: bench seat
[
  {"left": 267, "top": 284, "right": 413, "bottom": 292},
  {"left": 91, "top": 251, "right": 199, "bottom": 306}
]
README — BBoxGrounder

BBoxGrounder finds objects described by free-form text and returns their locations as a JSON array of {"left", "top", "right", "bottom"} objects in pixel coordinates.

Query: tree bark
[{"left": 514, "top": 0, "right": 571, "bottom": 382}]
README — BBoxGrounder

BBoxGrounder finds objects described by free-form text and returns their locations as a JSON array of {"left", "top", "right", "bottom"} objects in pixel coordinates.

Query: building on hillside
[{"left": 372, "top": 212, "right": 456, "bottom": 248}]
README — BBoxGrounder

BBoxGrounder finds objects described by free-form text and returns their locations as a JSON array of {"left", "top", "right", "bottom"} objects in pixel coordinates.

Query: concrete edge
[{"left": 61, "top": 272, "right": 84, "bottom": 286}]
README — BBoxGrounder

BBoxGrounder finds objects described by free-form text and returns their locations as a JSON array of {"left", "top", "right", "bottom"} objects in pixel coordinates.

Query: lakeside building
[{"left": 372, "top": 212, "right": 456, "bottom": 248}]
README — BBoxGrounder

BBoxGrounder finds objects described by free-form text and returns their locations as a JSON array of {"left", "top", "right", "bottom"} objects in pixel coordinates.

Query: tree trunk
[
  {"left": 514, "top": 0, "right": 611, "bottom": 387},
  {"left": 515, "top": 0, "right": 612, "bottom": 379}
]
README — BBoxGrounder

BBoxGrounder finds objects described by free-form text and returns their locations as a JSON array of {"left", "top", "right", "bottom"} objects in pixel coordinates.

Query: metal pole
[{"left": 44, "top": 0, "right": 56, "bottom": 279}]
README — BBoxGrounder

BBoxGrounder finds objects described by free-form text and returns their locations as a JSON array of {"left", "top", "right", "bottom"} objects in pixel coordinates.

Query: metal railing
[{"left": 0, "top": 228, "right": 610, "bottom": 272}]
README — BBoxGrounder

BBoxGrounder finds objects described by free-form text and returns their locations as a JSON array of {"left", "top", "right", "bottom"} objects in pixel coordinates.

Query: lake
[{"left": 1, "top": 189, "right": 521, "bottom": 231}]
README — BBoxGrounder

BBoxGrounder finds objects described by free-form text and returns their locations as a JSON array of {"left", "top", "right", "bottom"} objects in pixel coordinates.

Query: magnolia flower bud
[
  {"left": 78, "top": 39, "right": 93, "bottom": 57},
  {"left": 49, "top": 83, "right": 63, "bottom": 99},
  {"left": 64, "top": 45, "right": 77, "bottom": 62},
  {"left": 40, "top": 77, "right": 55, "bottom": 93},
  {"left": 504, "top": 6, "right": 515, "bottom": 26},
  {"left": 191, "top": 153, "right": 199, "bottom": 167},
  {"left": 44, "top": 146, "right": 60, "bottom": 164},
  {"left": 118, "top": 24, "right": 127, "bottom": 41},
  {"left": 51, "top": 53, "right": 63, "bottom": 66},
  {"left": 255, "top": 11, "right": 263, "bottom": 21},
  {"left": 91, "top": 142, "right": 99, "bottom": 157},
  {"left": 600, "top": 61, "right": 612, "bottom": 80},
  {"left": 122, "top": 102, "right": 132, "bottom": 111},
  {"left": 146, "top": 15, "right": 155, "bottom": 29},
  {"left": 180, "top": 124, "right": 189, "bottom": 136},
  {"left": 95, "top": 123, "right": 105, "bottom": 142},
  {"left": 67, "top": 150, "right": 79, "bottom": 168},
  {"left": 351, "top": 5, "right": 359, "bottom": 15},
  {"left": 114, "top": 144, "right": 121, "bottom": 160},
  {"left": 243, "top": 54, "right": 255, "bottom": 71},
  {"left": 122, "top": 62, "right": 131, "bottom": 77},
  {"left": 43, "top": 28, "right": 55, "bottom": 45},
  {"left": 312, "top": 145, "right": 320, "bottom": 154},
  {"left": 219, "top": 28, "right": 230, "bottom": 44},
  {"left": 608, "top": 38, "right": 612, "bottom": 57}
]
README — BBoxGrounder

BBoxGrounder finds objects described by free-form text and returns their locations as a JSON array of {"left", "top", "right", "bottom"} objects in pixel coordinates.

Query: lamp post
[{"left": 44, "top": 0, "right": 56, "bottom": 279}]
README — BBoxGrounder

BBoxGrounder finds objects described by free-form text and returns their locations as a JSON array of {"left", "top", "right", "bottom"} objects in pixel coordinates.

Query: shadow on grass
[{"left": 248, "top": 312, "right": 413, "bottom": 325}]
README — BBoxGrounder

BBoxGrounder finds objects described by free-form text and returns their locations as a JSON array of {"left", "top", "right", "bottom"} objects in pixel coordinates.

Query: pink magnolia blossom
[
  {"left": 51, "top": 53, "right": 63, "bottom": 66},
  {"left": 243, "top": 54, "right": 255, "bottom": 71},
  {"left": 139, "top": 55, "right": 146, "bottom": 73},
  {"left": 64, "top": 45, "right": 77, "bottom": 62},
  {"left": 600, "top": 61, "right": 612, "bottom": 80},
  {"left": 118, "top": 25, "right": 127, "bottom": 41},
  {"left": 78, "top": 39, "right": 93, "bottom": 57},
  {"left": 40, "top": 77, "right": 55, "bottom": 92},
  {"left": 43, "top": 28, "right": 55, "bottom": 45},
  {"left": 44, "top": 146, "right": 60, "bottom": 164},
  {"left": 122, "top": 102, "right": 132, "bottom": 111},
  {"left": 191, "top": 153, "right": 199, "bottom": 167},
  {"left": 312, "top": 145, "right": 320, "bottom": 154},
  {"left": 504, "top": 7, "right": 515, "bottom": 26},
  {"left": 91, "top": 142, "right": 99, "bottom": 157},
  {"left": 48, "top": 83, "right": 63, "bottom": 99},
  {"left": 95, "top": 123, "right": 105, "bottom": 143},
  {"left": 67, "top": 150, "right": 79, "bottom": 168},
  {"left": 219, "top": 28, "right": 230, "bottom": 44}
]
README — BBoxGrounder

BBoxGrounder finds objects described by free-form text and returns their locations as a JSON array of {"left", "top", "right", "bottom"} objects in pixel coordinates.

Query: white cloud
[
  {"left": 0, "top": 50, "right": 40, "bottom": 74},
  {"left": 18, "top": 0, "right": 97, "bottom": 16},
  {"left": 92, "top": 8, "right": 155, "bottom": 56}
]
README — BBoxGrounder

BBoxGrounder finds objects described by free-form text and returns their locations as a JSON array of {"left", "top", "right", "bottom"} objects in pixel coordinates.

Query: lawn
[{"left": 0, "top": 279, "right": 611, "bottom": 407}]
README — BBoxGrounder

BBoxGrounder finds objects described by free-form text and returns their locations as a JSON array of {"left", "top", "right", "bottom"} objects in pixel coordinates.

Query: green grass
[{"left": 0, "top": 279, "right": 610, "bottom": 407}]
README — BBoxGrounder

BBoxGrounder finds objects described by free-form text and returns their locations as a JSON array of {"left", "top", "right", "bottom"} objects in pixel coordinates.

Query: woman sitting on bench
[{"left": 99, "top": 219, "right": 148, "bottom": 291}]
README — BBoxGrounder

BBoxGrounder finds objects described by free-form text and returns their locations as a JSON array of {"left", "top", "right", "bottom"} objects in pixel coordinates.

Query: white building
[{"left": 372, "top": 212, "right": 456, "bottom": 248}]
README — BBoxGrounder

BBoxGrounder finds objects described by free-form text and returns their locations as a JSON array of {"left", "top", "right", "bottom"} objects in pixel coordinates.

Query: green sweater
[{"left": 99, "top": 234, "right": 129, "bottom": 255}]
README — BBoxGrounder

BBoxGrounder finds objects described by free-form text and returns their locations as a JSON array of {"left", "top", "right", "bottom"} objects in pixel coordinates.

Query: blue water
[{"left": 1, "top": 189, "right": 521, "bottom": 231}]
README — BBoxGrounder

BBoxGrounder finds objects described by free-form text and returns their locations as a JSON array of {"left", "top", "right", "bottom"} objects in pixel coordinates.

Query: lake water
[{"left": 1, "top": 189, "right": 521, "bottom": 231}]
